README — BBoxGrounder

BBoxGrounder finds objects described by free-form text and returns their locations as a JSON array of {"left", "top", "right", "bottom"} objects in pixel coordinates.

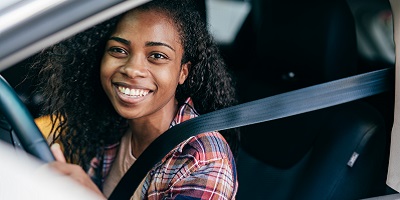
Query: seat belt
[{"left": 108, "top": 67, "right": 393, "bottom": 200}]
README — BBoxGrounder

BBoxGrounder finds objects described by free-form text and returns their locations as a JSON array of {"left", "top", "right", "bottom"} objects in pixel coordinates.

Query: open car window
[
  {"left": 0, "top": 0, "right": 399, "bottom": 199},
  {"left": 0, "top": 1, "right": 150, "bottom": 199}
]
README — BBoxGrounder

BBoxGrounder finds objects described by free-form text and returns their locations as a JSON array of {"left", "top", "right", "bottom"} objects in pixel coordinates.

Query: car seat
[{"left": 228, "top": 0, "right": 390, "bottom": 199}]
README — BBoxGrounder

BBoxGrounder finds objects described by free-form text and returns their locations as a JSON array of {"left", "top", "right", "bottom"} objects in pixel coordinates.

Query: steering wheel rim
[{"left": 0, "top": 75, "right": 54, "bottom": 162}]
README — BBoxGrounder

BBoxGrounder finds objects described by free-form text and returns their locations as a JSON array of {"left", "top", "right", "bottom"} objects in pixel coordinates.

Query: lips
[
  {"left": 118, "top": 86, "right": 150, "bottom": 97},
  {"left": 111, "top": 81, "right": 153, "bottom": 106}
]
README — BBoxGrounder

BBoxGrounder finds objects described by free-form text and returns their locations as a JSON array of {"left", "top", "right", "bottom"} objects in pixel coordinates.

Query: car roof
[{"left": 0, "top": 0, "right": 150, "bottom": 72}]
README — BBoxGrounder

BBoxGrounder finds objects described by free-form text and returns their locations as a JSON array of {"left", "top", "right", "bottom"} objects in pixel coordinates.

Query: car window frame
[{"left": 0, "top": 0, "right": 150, "bottom": 72}]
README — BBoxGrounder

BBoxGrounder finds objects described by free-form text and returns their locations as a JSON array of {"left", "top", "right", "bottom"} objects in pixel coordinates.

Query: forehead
[
  {"left": 114, "top": 9, "right": 182, "bottom": 44},
  {"left": 123, "top": 8, "right": 171, "bottom": 24}
]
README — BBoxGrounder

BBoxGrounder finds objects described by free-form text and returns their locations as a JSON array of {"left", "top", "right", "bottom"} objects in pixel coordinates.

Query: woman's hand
[{"left": 49, "top": 143, "right": 106, "bottom": 199}]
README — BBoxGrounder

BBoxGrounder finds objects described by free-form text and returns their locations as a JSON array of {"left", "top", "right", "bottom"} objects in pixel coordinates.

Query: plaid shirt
[{"left": 88, "top": 98, "right": 238, "bottom": 199}]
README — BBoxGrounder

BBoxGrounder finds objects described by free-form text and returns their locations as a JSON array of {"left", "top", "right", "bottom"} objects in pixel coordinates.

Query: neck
[{"left": 128, "top": 100, "right": 178, "bottom": 158}]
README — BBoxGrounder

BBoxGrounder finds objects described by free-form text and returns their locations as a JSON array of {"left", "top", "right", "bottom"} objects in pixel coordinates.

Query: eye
[
  {"left": 107, "top": 47, "right": 128, "bottom": 58},
  {"left": 149, "top": 53, "right": 167, "bottom": 60}
]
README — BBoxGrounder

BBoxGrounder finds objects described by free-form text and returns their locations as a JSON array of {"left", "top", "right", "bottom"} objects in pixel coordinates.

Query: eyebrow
[
  {"left": 108, "top": 36, "right": 175, "bottom": 52},
  {"left": 109, "top": 36, "right": 131, "bottom": 45},
  {"left": 145, "top": 41, "right": 175, "bottom": 52}
]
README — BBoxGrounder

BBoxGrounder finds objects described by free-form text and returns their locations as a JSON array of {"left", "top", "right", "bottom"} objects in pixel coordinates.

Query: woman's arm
[{"left": 49, "top": 143, "right": 106, "bottom": 199}]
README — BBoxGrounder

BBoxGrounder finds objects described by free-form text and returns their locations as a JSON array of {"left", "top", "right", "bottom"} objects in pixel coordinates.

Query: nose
[{"left": 121, "top": 55, "right": 147, "bottom": 78}]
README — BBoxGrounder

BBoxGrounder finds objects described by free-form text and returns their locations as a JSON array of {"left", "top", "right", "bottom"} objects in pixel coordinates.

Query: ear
[{"left": 178, "top": 62, "right": 190, "bottom": 85}]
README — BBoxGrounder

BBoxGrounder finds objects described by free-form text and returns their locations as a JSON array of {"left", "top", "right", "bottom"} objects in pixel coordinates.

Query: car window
[
  {"left": 348, "top": 0, "right": 394, "bottom": 67},
  {"left": 0, "top": 1, "right": 398, "bottom": 199},
  {"left": 206, "top": 0, "right": 251, "bottom": 45}
]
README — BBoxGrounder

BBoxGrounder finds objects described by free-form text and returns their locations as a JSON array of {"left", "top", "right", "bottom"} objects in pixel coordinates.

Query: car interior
[
  {"left": 0, "top": 0, "right": 396, "bottom": 199},
  {"left": 222, "top": 0, "right": 394, "bottom": 199}
]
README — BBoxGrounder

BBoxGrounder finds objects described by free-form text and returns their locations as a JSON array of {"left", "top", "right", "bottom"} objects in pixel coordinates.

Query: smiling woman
[
  {"left": 100, "top": 9, "right": 189, "bottom": 126},
  {"left": 32, "top": 0, "right": 239, "bottom": 199}
]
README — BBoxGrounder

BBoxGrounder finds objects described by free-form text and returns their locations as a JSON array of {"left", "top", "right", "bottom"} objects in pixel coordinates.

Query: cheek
[
  {"left": 100, "top": 56, "right": 114, "bottom": 77},
  {"left": 152, "top": 68, "right": 179, "bottom": 92},
  {"left": 100, "top": 58, "right": 113, "bottom": 88}
]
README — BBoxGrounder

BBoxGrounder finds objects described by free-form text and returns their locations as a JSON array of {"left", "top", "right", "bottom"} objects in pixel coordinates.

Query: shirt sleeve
[{"left": 164, "top": 157, "right": 237, "bottom": 200}]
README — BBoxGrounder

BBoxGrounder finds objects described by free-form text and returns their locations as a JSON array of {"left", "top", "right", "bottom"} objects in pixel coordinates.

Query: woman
[{"left": 35, "top": 0, "right": 239, "bottom": 199}]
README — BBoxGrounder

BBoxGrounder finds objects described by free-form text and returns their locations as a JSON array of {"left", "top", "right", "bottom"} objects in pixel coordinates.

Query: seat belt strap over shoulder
[{"left": 108, "top": 68, "right": 393, "bottom": 200}]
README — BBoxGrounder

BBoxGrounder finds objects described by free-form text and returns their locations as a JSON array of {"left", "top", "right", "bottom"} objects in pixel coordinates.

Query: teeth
[{"left": 118, "top": 86, "right": 149, "bottom": 97}]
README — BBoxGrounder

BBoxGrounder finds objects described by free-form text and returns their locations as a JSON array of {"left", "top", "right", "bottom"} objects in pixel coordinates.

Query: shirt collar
[{"left": 170, "top": 97, "right": 199, "bottom": 127}]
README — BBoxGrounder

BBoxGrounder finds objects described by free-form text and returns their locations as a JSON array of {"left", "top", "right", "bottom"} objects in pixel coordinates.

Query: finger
[{"left": 50, "top": 143, "right": 66, "bottom": 163}]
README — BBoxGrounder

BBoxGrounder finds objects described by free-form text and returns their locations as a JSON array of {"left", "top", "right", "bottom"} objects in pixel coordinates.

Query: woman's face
[{"left": 100, "top": 9, "right": 189, "bottom": 120}]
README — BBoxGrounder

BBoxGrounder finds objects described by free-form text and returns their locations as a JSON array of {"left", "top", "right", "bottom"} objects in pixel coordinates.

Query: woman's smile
[
  {"left": 118, "top": 86, "right": 150, "bottom": 97},
  {"left": 113, "top": 83, "right": 153, "bottom": 105}
]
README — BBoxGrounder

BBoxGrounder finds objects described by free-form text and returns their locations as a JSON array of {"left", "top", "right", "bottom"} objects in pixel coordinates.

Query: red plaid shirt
[{"left": 88, "top": 98, "right": 238, "bottom": 199}]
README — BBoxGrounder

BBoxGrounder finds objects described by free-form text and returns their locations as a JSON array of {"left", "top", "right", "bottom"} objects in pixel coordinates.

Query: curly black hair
[{"left": 33, "top": 0, "right": 239, "bottom": 169}]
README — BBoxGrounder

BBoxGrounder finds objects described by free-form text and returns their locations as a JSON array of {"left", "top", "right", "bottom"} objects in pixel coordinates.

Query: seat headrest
[{"left": 251, "top": 0, "right": 358, "bottom": 88}]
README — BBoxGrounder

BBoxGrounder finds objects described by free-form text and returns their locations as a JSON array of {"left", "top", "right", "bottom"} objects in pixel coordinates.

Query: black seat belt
[{"left": 109, "top": 67, "right": 393, "bottom": 200}]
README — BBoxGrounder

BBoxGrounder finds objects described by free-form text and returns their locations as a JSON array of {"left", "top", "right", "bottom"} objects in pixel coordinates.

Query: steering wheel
[{"left": 0, "top": 75, "right": 54, "bottom": 162}]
